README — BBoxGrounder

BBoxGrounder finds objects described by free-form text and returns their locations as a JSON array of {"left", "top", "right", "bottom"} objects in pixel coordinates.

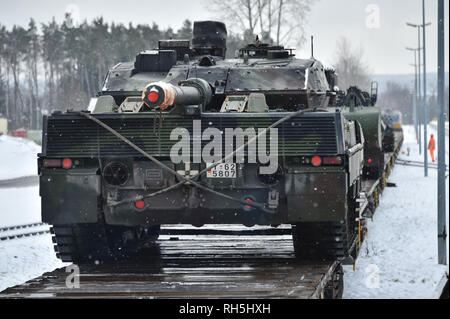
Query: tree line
[
  {"left": 378, "top": 81, "right": 449, "bottom": 125},
  {"left": 0, "top": 16, "right": 247, "bottom": 130},
  {"left": 0, "top": 12, "right": 445, "bottom": 131}
]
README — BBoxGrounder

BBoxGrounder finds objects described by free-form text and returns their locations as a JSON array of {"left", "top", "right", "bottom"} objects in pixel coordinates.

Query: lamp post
[
  {"left": 406, "top": 47, "right": 421, "bottom": 140},
  {"left": 436, "top": 0, "right": 446, "bottom": 265},
  {"left": 406, "top": 19, "right": 431, "bottom": 174},
  {"left": 407, "top": 22, "right": 422, "bottom": 154},
  {"left": 422, "top": 0, "right": 430, "bottom": 177}
]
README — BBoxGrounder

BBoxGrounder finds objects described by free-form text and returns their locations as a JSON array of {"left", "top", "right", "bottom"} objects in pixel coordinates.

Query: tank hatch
[
  {"left": 158, "top": 40, "right": 191, "bottom": 60},
  {"left": 238, "top": 37, "right": 294, "bottom": 59},
  {"left": 134, "top": 50, "right": 177, "bottom": 73}
]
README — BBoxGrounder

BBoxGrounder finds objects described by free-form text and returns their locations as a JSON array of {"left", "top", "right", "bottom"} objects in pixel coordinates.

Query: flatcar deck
[{"left": 0, "top": 229, "right": 341, "bottom": 299}]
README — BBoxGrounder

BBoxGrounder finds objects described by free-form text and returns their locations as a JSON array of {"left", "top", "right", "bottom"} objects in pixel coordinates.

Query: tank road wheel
[
  {"left": 292, "top": 221, "right": 355, "bottom": 262},
  {"left": 51, "top": 224, "right": 161, "bottom": 264},
  {"left": 106, "top": 224, "right": 161, "bottom": 260}
]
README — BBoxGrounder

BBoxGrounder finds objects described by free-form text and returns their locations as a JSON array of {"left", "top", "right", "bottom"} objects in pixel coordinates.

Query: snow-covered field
[
  {"left": 0, "top": 235, "right": 65, "bottom": 292},
  {"left": 0, "top": 135, "right": 41, "bottom": 180},
  {"left": 0, "top": 187, "right": 41, "bottom": 227},
  {"left": 0, "top": 126, "right": 448, "bottom": 297},
  {"left": 0, "top": 136, "right": 65, "bottom": 292}
]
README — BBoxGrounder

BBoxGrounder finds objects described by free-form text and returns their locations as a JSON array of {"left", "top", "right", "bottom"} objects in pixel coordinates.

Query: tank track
[
  {"left": 292, "top": 221, "right": 356, "bottom": 262},
  {"left": 51, "top": 224, "right": 160, "bottom": 263}
]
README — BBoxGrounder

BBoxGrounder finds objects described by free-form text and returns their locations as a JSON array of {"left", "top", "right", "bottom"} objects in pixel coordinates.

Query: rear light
[
  {"left": 311, "top": 156, "right": 322, "bottom": 167},
  {"left": 244, "top": 197, "right": 254, "bottom": 209},
  {"left": 323, "top": 156, "right": 343, "bottom": 165},
  {"left": 62, "top": 158, "right": 73, "bottom": 169},
  {"left": 135, "top": 200, "right": 145, "bottom": 209},
  {"left": 43, "top": 159, "right": 62, "bottom": 168}
]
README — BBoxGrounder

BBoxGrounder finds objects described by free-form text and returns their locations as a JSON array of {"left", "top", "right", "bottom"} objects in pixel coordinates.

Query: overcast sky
[{"left": 0, "top": 0, "right": 448, "bottom": 75}]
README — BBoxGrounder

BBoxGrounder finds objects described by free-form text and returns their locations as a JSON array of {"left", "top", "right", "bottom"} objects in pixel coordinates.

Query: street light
[
  {"left": 406, "top": 19, "right": 431, "bottom": 174},
  {"left": 407, "top": 23, "right": 423, "bottom": 154},
  {"left": 406, "top": 47, "right": 422, "bottom": 141},
  {"left": 436, "top": 0, "right": 446, "bottom": 265},
  {"left": 422, "top": 0, "right": 431, "bottom": 177}
]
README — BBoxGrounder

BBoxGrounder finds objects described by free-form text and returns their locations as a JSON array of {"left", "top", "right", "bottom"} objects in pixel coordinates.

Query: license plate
[{"left": 206, "top": 163, "right": 237, "bottom": 178}]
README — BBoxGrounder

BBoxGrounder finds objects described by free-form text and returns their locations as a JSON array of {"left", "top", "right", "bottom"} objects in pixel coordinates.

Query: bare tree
[
  {"left": 207, "top": 0, "right": 316, "bottom": 46},
  {"left": 334, "top": 37, "right": 371, "bottom": 91},
  {"left": 208, "top": 0, "right": 259, "bottom": 35}
]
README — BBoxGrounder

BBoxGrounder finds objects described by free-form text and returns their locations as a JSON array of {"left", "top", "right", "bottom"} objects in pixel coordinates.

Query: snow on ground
[
  {"left": 0, "top": 135, "right": 65, "bottom": 292},
  {"left": 0, "top": 135, "right": 41, "bottom": 180},
  {"left": 343, "top": 124, "right": 449, "bottom": 299},
  {"left": 0, "top": 177, "right": 66, "bottom": 292},
  {"left": 0, "top": 186, "right": 41, "bottom": 227},
  {"left": 0, "top": 235, "right": 65, "bottom": 292},
  {"left": 0, "top": 185, "right": 66, "bottom": 292}
]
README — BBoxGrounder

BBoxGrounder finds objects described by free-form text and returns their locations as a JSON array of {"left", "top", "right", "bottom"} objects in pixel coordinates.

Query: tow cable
[{"left": 74, "top": 108, "right": 322, "bottom": 214}]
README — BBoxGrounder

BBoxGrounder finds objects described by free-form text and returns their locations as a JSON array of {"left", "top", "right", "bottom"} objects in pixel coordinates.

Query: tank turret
[{"left": 98, "top": 25, "right": 335, "bottom": 114}]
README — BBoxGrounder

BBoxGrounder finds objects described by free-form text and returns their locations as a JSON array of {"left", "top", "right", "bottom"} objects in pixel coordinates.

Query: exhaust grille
[{"left": 44, "top": 113, "right": 339, "bottom": 158}]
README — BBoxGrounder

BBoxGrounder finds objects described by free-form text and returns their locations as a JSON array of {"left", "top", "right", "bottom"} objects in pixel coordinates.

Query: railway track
[
  {"left": 0, "top": 222, "right": 50, "bottom": 241},
  {"left": 0, "top": 176, "right": 39, "bottom": 188},
  {"left": 396, "top": 158, "right": 449, "bottom": 171}
]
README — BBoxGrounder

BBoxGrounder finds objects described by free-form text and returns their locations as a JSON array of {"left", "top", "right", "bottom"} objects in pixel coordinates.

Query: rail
[{"left": 0, "top": 223, "right": 50, "bottom": 241}]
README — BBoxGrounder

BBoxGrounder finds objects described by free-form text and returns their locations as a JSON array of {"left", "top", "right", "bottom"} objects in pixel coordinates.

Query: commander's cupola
[{"left": 238, "top": 37, "right": 295, "bottom": 60}]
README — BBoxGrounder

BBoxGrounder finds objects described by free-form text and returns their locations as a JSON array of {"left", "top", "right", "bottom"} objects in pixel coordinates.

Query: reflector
[
  {"left": 323, "top": 156, "right": 342, "bottom": 165},
  {"left": 244, "top": 198, "right": 253, "bottom": 209},
  {"left": 311, "top": 156, "right": 322, "bottom": 167},
  {"left": 43, "top": 159, "right": 62, "bottom": 168},
  {"left": 135, "top": 200, "right": 145, "bottom": 209},
  {"left": 62, "top": 158, "right": 72, "bottom": 169}
]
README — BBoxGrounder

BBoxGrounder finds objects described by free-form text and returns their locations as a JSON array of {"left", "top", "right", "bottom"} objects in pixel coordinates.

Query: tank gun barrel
[{"left": 142, "top": 78, "right": 212, "bottom": 111}]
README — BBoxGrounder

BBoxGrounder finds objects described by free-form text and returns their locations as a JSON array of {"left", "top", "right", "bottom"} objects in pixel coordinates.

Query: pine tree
[
  {"left": 176, "top": 20, "right": 193, "bottom": 40},
  {"left": 0, "top": 16, "right": 260, "bottom": 126}
]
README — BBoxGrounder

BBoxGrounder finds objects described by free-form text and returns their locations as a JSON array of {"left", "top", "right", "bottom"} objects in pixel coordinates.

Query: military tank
[
  {"left": 334, "top": 84, "right": 401, "bottom": 178},
  {"left": 39, "top": 21, "right": 368, "bottom": 263}
]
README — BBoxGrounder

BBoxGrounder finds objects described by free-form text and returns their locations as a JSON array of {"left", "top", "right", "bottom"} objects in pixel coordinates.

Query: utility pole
[
  {"left": 437, "top": 0, "right": 446, "bottom": 265},
  {"left": 407, "top": 19, "right": 431, "bottom": 161},
  {"left": 407, "top": 22, "right": 424, "bottom": 154},
  {"left": 407, "top": 47, "right": 420, "bottom": 139},
  {"left": 422, "top": 0, "right": 429, "bottom": 177},
  {"left": 418, "top": 25, "right": 422, "bottom": 156}
]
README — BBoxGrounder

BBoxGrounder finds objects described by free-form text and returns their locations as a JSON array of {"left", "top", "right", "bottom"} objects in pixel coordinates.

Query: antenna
[{"left": 311, "top": 35, "right": 314, "bottom": 59}]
